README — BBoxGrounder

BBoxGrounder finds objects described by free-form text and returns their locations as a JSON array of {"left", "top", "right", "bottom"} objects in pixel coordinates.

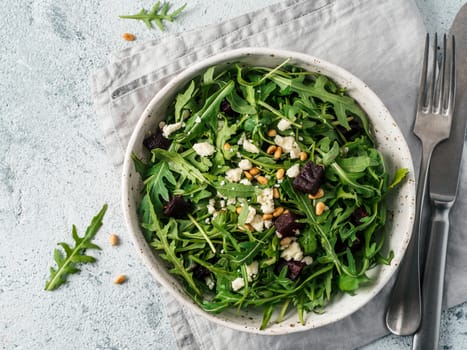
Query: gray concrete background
[{"left": 1, "top": 0, "right": 466, "bottom": 349}]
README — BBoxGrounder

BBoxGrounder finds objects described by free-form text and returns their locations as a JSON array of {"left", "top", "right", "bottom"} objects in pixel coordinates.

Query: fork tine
[
  {"left": 447, "top": 35, "right": 456, "bottom": 113},
  {"left": 418, "top": 33, "right": 430, "bottom": 111},
  {"left": 436, "top": 34, "right": 447, "bottom": 112},
  {"left": 428, "top": 33, "right": 438, "bottom": 112}
]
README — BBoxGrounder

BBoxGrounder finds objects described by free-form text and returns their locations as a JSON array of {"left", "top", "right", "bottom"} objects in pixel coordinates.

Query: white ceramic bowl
[{"left": 122, "top": 48, "right": 416, "bottom": 335}]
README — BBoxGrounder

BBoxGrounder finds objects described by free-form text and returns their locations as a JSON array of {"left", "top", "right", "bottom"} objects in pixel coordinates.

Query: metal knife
[{"left": 412, "top": 5, "right": 467, "bottom": 350}]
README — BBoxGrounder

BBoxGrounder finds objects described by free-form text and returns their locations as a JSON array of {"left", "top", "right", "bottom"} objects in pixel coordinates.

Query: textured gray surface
[{"left": 0, "top": 0, "right": 466, "bottom": 349}]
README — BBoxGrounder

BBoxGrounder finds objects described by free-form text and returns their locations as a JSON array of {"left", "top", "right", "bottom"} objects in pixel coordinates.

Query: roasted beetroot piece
[
  {"left": 275, "top": 259, "right": 306, "bottom": 280},
  {"left": 335, "top": 232, "right": 364, "bottom": 253},
  {"left": 143, "top": 129, "right": 172, "bottom": 151},
  {"left": 292, "top": 161, "right": 325, "bottom": 195},
  {"left": 275, "top": 212, "right": 305, "bottom": 237},
  {"left": 338, "top": 118, "right": 363, "bottom": 141},
  {"left": 163, "top": 196, "right": 191, "bottom": 218},
  {"left": 192, "top": 264, "right": 211, "bottom": 280},
  {"left": 221, "top": 100, "right": 233, "bottom": 115},
  {"left": 352, "top": 207, "right": 368, "bottom": 226}
]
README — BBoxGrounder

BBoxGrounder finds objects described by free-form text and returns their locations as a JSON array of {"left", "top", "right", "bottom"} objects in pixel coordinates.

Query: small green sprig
[
  {"left": 119, "top": 1, "right": 187, "bottom": 31},
  {"left": 44, "top": 204, "right": 108, "bottom": 291}
]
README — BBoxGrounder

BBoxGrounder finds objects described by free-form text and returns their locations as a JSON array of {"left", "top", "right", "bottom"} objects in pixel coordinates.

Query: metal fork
[{"left": 385, "top": 33, "right": 456, "bottom": 336}]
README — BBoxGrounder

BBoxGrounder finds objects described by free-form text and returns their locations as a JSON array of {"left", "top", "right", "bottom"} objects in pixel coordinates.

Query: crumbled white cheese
[
  {"left": 195, "top": 116, "right": 202, "bottom": 123},
  {"left": 264, "top": 219, "right": 273, "bottom": 229},
  {"left": 231, "top": 277, "right": 245, "bottom": 291},
  {"left": 280, "top": 241, "right": 304, "bottom": 261},
  {"left": 207, "top": 198, "right": 216, "bottom": 215},
  {"left": 277, "top": 119, "right": 292, "bottom": 131},
  {"left": 244, "top": 206, "right": 257, "bottom": 224},
  {"left": 239, "top": 178, "right": 252, "bottom": 186},
  {"left": 238, "top": 159, "right": 253, "bottom": 170},
  {"left": 205, "top": 276, "right": 215, "bottom": 290},
  {"left": 237, "top": 133, "right": 246, "bottom": 145},
  {"left": 225, "top": 168, "right": 243, "bottom": 182},
  {"left": 246, "top": 261, "right": 259, "bottom": 282},
  {"left": 162, "top": 122, "right": 183, "bottom": 138},
  {"left": 257, "top": 188, "right": 274, "bottom": 214},
  {"left": 274, "top": 135, "right": 301, "bottom": 159},
  {"left": 302, "top": 256, "right": 313, "bottom": 265},
  {"left": 286, "top": 164, "right": 300, "bottom": 178},
  {"left": 243, "top": 139, "right": 260, "bottom": 154},
  {"left": 250, "top": 214, "right": 265, "bottom": 232},
  {"left": 193, "top": 142, "right": 215, "bottom": 157}
]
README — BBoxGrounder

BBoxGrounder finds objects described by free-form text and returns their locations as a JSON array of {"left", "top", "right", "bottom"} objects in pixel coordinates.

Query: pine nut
[
  {"left": 273, "top": 206, "right": 285, "bottom": 217},
  {"left": 244, "top": 171, "right": 254, "bottom": 180},
  {"left": 245, "top": 223, "right": 254, "bottom": 232},
  {"left": 280, "top": 236, "right": 293, "bottom": 248},
  {"left": 267, "top": 129, "right": 277, "bottom": 137},
  {"left": 262, "top": 213, "right": 273, "bottom": 220},
  {"left": 299, "top": 152, "right": 308, "bottom": 161},
  {"left": 256, "top": 175, "right": 268, "bottom": 185},
  {"left": 266, "top": 145, "right": 277, "bottom": 154},
  {"left": 315, "top": 202, "right": 326, "bottom": 216},
  {"left": 273, "top": 187, "right": 280, "bottom": 199},
  {"left": 109, "top": 234, "right": 120, "bottom": 246},
  {"left": 114, "top": 275, "right": 127, "bottom": 284},
  {"left": 223, "top": 143, "right": 231, "bottom": 150},
  {"left": 308, "top": 188, "right": 324, "bottom": 200},
  {"left": 274, "top": 146, "right": 283, "bottom": 159},
  {"left": 276, "top": 168, "right": 285, "bottom": 180},
  {"left": 249, "top": 167, "right": 260, "bottom": 176},
  {"left": 122, "top": 33, "right": 136, "bottom": 41}
]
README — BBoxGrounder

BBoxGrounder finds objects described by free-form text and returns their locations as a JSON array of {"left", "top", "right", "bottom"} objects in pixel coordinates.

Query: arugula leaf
[
  {"left": 215, "top": 182, "right": 257, "bottom": 198},
  {"left": 119, "top": 1, "right": 187, "bottom": 31},
  {"left": 268, "top": 74, "right": 370, "bottom": 135},
  {"left": 388, "top": 168, "right": 408, "bottom": 190},
  {"left": 144, "top": 161, "right": 177, "bottom": 212},
  {"left": 179, "top": 81, "right": 234, "bottom": 142},
  {"left": 45, "top": 204, "right": 107, "bottom": 291},
  {"left": 152, "top": 218, "right": 202, "bottom": 296},
  {"left": 175, "top": 80, "right": 195, "bottom": 122},
  {"left": 152, "top": 148, "right": 209, "bottom": 184}
]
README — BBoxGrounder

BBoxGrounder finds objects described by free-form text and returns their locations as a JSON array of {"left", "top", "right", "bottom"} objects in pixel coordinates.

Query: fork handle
[
  {"left": 412, "top": 200, "right": 452, "bottom": 350},
  {"left": 385, "top": 141, "right": 435, "bottom": 335}
]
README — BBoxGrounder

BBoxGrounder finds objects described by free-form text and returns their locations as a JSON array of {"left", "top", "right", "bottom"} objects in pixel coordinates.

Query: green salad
[{"left": 132, "top": 60, "right": 407, "bottom": 329}]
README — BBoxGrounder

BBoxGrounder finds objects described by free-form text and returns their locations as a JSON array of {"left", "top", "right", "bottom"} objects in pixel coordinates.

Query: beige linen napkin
[{"left": 91, "top": 0, "right": 467, "bottom": 348}]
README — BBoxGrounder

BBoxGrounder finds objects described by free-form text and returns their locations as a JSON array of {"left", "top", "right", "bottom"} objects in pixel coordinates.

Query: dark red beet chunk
[
  {"left": 352, "top": 207, "right": 368, "bottom": 226},
  {"left": 163, "top": 196, "right": 191, "bottom": 218},
  {"left": 143, "top": 129, "right": 171, "bottom": 151},
  {"left": 275, "top": 259, "right": 306, "bottom": 280},
  {"left": 274, "top": 212, "right": 304, "bottom": 237},
  {"left": 192, "top": 264, "right": 211, "bottom": 280},
  {"left": 338, "top": 118, "right": 363, "bottom": 141},
  {"left": 292, "top": 161, "right": 325, "bottom": 195},
  {"left": 221, "top": 99, "right": 232, "bottom": 113}
]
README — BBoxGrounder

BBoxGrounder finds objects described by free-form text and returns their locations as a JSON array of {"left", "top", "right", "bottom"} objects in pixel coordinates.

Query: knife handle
[{"left": 412, "top": 200, "right": 452, "bottom": 350}]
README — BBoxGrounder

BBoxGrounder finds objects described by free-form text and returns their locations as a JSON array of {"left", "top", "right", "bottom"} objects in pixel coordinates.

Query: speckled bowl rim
[{"left": 122, "top": 47, "right": 416, "bottom": 335}]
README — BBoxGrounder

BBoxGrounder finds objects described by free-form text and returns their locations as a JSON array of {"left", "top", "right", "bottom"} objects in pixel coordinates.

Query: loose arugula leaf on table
[
  {"left": 120, "top": 1, "right": 187, "bottom": 31},
  {"left": 45, "top": 204, "right": 107, "bottom": 291}
]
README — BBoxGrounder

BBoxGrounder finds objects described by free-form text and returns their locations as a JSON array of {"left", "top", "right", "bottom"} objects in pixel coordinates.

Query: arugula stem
[{"left": 188, "top": 214, "right": 216, "bottom": 254}]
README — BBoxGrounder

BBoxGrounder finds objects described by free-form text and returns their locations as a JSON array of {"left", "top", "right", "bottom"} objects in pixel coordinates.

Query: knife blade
[{"left": 412, "top": 5, "right": 467, "bottom": 350}]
